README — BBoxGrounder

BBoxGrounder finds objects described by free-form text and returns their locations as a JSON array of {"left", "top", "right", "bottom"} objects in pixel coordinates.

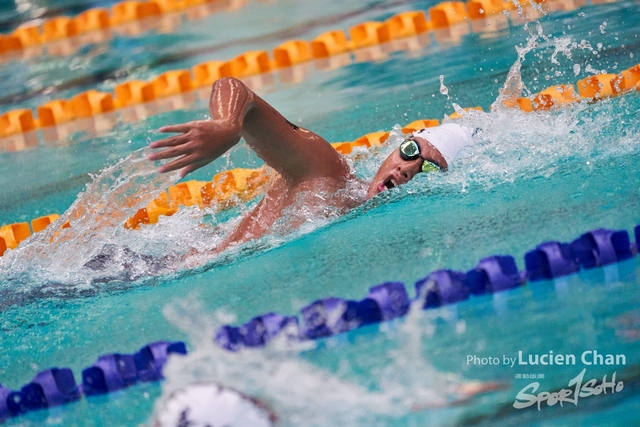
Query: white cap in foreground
[{"left": 153, "top": 383, "right": 276, "bottom": 427}]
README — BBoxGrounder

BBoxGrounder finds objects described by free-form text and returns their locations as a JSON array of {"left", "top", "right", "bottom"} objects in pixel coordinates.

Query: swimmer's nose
[{"left": 396, "top": 166, "right": 410, "bottom": 182}]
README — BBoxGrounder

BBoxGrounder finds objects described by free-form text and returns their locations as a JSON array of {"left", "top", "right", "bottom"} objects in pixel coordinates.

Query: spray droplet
[
  {"left": 439, "top": 75, "right": 450, "bottom": 99},
  {"left": 573, "top": 64, "right": 581, "bottom": 76},
  {"left": 599, "top": 21, "right": 607, "bottom": 34}
]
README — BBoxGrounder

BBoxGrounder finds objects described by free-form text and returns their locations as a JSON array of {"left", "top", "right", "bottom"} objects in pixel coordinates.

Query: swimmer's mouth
[
  {"left": 380, "top": 177, "right": 398, "bottom": 191},
  {"left": 383, "top": 178, "right": 398, "bottom": 190}
]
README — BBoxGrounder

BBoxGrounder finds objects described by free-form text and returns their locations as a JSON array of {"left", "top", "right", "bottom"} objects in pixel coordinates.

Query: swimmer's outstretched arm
[{"left": 148, "top": 77, "right": 349, "bottom": 183}]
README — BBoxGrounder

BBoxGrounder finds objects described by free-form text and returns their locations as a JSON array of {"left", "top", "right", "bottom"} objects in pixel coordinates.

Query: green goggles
[{"left": 398, "top": 139, "right": 442, "bottom": 173}]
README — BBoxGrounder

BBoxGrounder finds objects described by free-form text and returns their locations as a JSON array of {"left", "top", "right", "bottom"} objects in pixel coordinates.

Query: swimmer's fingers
[
  {"left": 158, "top": 154, "right": 205, "bottom": 175},
  {"left": 148, "top": 144, "right": 191, "bottom": 162},
  {"left": 158, "top": 123, "right": 194, "bottom": 134},
  {"left": 149, "top": 133, "right": 189, "bottom": 150}
]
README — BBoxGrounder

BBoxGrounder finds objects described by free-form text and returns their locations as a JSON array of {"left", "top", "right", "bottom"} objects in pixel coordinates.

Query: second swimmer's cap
[
  {"left": 153, "top": 383, "right": 275, "bottom": 427},
  {"left": 412, "top": 123, "right": 474, "bottom": 166}
]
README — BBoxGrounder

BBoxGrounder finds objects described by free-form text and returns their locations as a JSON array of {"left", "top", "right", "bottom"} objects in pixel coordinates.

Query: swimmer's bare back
[{"left": 148, "top": 77, "right": 354, "bottom": 250}]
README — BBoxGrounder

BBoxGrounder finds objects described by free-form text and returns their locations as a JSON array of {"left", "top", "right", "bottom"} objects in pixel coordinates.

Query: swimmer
[
  {"left": 152, "top": 381, "right": 505, "bottom": 426},
  {"left": 148, "top": 77, "right": 474, "bottom": 251},
  {"left": 153, "top": 382, "right": 277, "bottom": 427}
]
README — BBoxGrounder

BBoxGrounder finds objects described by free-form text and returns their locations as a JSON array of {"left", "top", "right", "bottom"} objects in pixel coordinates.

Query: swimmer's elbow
[
  {"left": 209, "top": 77, "right": 256, "bottom": 122},
  {"left": 211, "top": 77, "right": 254, "bottom": 101}
]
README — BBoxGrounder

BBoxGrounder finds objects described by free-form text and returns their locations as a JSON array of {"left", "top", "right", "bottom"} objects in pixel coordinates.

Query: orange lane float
[
  {"left": 353, "top": 131, "right": 390, "bottom": 148},
  {"left": 576, "top": 74, "right": 617, "bottom": 100},
  {"left": 273, "top": 40, "right": 312, "bottom": 68},
  {"left": 0, "top": 109, "right": 37, "bottom": 137},
  {"left": 449, "top": 106, "right": 483, "bottom": 119},
  {"left": 467, "top": 0, "right": 513, "bottom": 19},
  {"left": 192, "top": 60, "right": 225, "bottom": 88},
  {"left": 124, "top": 168, "right": 273, "bottom": 229},
  {"left": 71, "top": 90, "right": 115, "bottom": 118},
  {"left": 610, "top": 65, "right": 640, "bottom": 95},
  {"left": 381, "top": 11, "right": 431, "bottom": 40},
  {"left": 124, "top": 191, "right": 177, "bottom": 229},
  {"left": 74, "top": 8, "right": 112, "bottom": 33},
  {"left": 210, "top": 169, "right": 269, "bottom": 211},
  {"left": 152, "top": 70, "right": 193, "bottom": 98},
  {"left": 110, "top": 1, "right": 163, "bottom": 26},
  {"left": 0, "top": 222, "right": 31, "bottom": 249},
  {"left": 349, "top": 22, "right": 388, "bottom": 48},
  {"left": 37, "top": 100, "right": 76, "bottom": 127},
  {"left": 1, "top": 92, "right": 600, "bottom": 247},
  {"left": 430, "top": 1, "right": 469, "bottom": 29},
  {"left": 41, "top": 17, "right": 78, "bottom": 42},
  {"left": 402, "top": 119, "right": 440, "bottom": 133},
  {"left": 0, "top": 237, "right": 6, "bottom": 256},
  {"left": 0, "top": 34, "right": 22, "bottom": 54},
  {"left": 220, "top": 51, "right": 271, "bottom": 78},
  {"left": 310, "top": 31, "right": 351, "bottom": 58},
  {"left": 114, "top": 80, "right": 156, "bottom": 108},
  {"left": 516, "top": 84, "right": 580, "bottom": 112},
  {"left": 0, "top": 0, "right": 251, "bottom": 63},
  {"left": 533, "top": 84, "right": 580, "bottom": 110},
  {"left": 153, "top": 0, "right": 194, "bottom": 12},
  {"left": 168, "top": 180, "right": 207, "bottom": 208},
  {"left": 31, "top": 214, "right": 61, "bottom": 233},
  {"left": 11, "top": 26, "right": 41, "bottom": 47},
  {"left": 7, "top": 3, "right": 634, "bottom": 140},
  {"left": 146, "top": 193, "right": 178, "bottom": 223}
]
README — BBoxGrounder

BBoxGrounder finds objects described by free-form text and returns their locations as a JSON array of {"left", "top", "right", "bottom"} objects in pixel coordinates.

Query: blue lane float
[
  {"left": 0, "top": 385, "right": 12, "bottom": 421},
  {"left": 19, "top": 368, "right": 81, "bottom": 411},
  {"left": 465, "top": 255, "right": 522, "bottom": 294},
  {"left": 82, "top": 353, "right": 138, "bottom": 395},
  {"left": 570, "top": 229, "right": 634, "bottom": 269},
  {"left": 135, "top": 341, "right": 187, "bottom": 382},
  {"left": 0, "top": 341, "right": 186, "bottom": 423},
  {"left": 416, "top": 269, "right": 469, "bottom": 308},
  {"left": 240, "top": 313, "right": 299, "bottom": 348},
  {"left": 1, "top": 225, "right": 639, "bottom": 424},
  {"left": 215, "top": 228, "right": 636, "bottom": 346},
  {"left": 301, "top": 297, "right": 362, "bottom": 339},
  {"left": 215, "top": 325, "right": 244, "bottom": 351},
  {"left": 214, "top": 313, "right": 299, "bottom": 351},
  {"left": 366, "top": 282, "right": 409, "bottom": 320},
  {"left": 524, "top": 241, "right": 579, "bottom": 281}
]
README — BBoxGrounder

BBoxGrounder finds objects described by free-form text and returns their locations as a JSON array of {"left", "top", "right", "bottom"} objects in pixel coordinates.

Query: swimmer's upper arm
[
  {"left": 151, "top": 77, "right": 347, "bottom": 181},
  {"left": 234, "top": 82, "right": 348, "bottom": 183}
]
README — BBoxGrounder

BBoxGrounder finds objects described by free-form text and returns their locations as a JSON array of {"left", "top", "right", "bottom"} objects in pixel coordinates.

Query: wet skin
[{"left": 148, "top": 77, "right": 444, "bottom": 251}]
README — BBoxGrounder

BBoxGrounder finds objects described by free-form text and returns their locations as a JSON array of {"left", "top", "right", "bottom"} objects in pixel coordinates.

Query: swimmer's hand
[
  {"left": 410, "top": 381, "right": 507, "bottom": 411},
  {"left": 179, "top": 247, "right": 208, "bottom": 268},
  {"left": 148, "top": 119, "right": 241, "bottom": 178}
]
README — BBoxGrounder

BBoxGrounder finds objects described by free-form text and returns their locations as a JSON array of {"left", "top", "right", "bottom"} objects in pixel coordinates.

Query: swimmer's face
[{"left": 366, "top": 136, "right": 448, "bottom": 199}]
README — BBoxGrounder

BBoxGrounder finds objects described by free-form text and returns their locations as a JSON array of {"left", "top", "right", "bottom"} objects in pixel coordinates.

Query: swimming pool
[{"left": 1, "top": 0, "right": 640, "bottom": 425}]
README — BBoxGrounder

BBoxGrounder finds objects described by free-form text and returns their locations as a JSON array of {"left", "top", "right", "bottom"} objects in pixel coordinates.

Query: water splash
[
  {"left": 155, "top": 297, "right": 473, "bottom": 427},
  {"left": 0, "top": 148, "right": 181, "bottom": 290},
  {"left": 439, "top": 75, "right": 450, "bottom": 99}
]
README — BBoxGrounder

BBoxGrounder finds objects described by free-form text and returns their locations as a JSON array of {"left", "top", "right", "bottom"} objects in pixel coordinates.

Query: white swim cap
[
  {"left": 412, "top": 124, "right": 474, "bottom": 166},
  {"left": 153, "top": 383, "right": 275, "bottom": 427}
]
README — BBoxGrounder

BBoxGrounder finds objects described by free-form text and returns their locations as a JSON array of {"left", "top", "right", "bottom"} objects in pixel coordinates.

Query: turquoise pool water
[{"left": 1, "top": 0, "right": 640, "bottom": 426}]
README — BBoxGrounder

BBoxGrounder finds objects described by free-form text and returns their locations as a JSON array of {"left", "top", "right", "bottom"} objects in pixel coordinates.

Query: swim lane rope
[
  {"left": 0, "top": 0, "right": 630, "bottom": 139},
  {"left": 1, "top": 222, "right": 639, "bottom": 423},
  {"left": 1, "top": 58, "right": 638, "bottom": 257}
]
